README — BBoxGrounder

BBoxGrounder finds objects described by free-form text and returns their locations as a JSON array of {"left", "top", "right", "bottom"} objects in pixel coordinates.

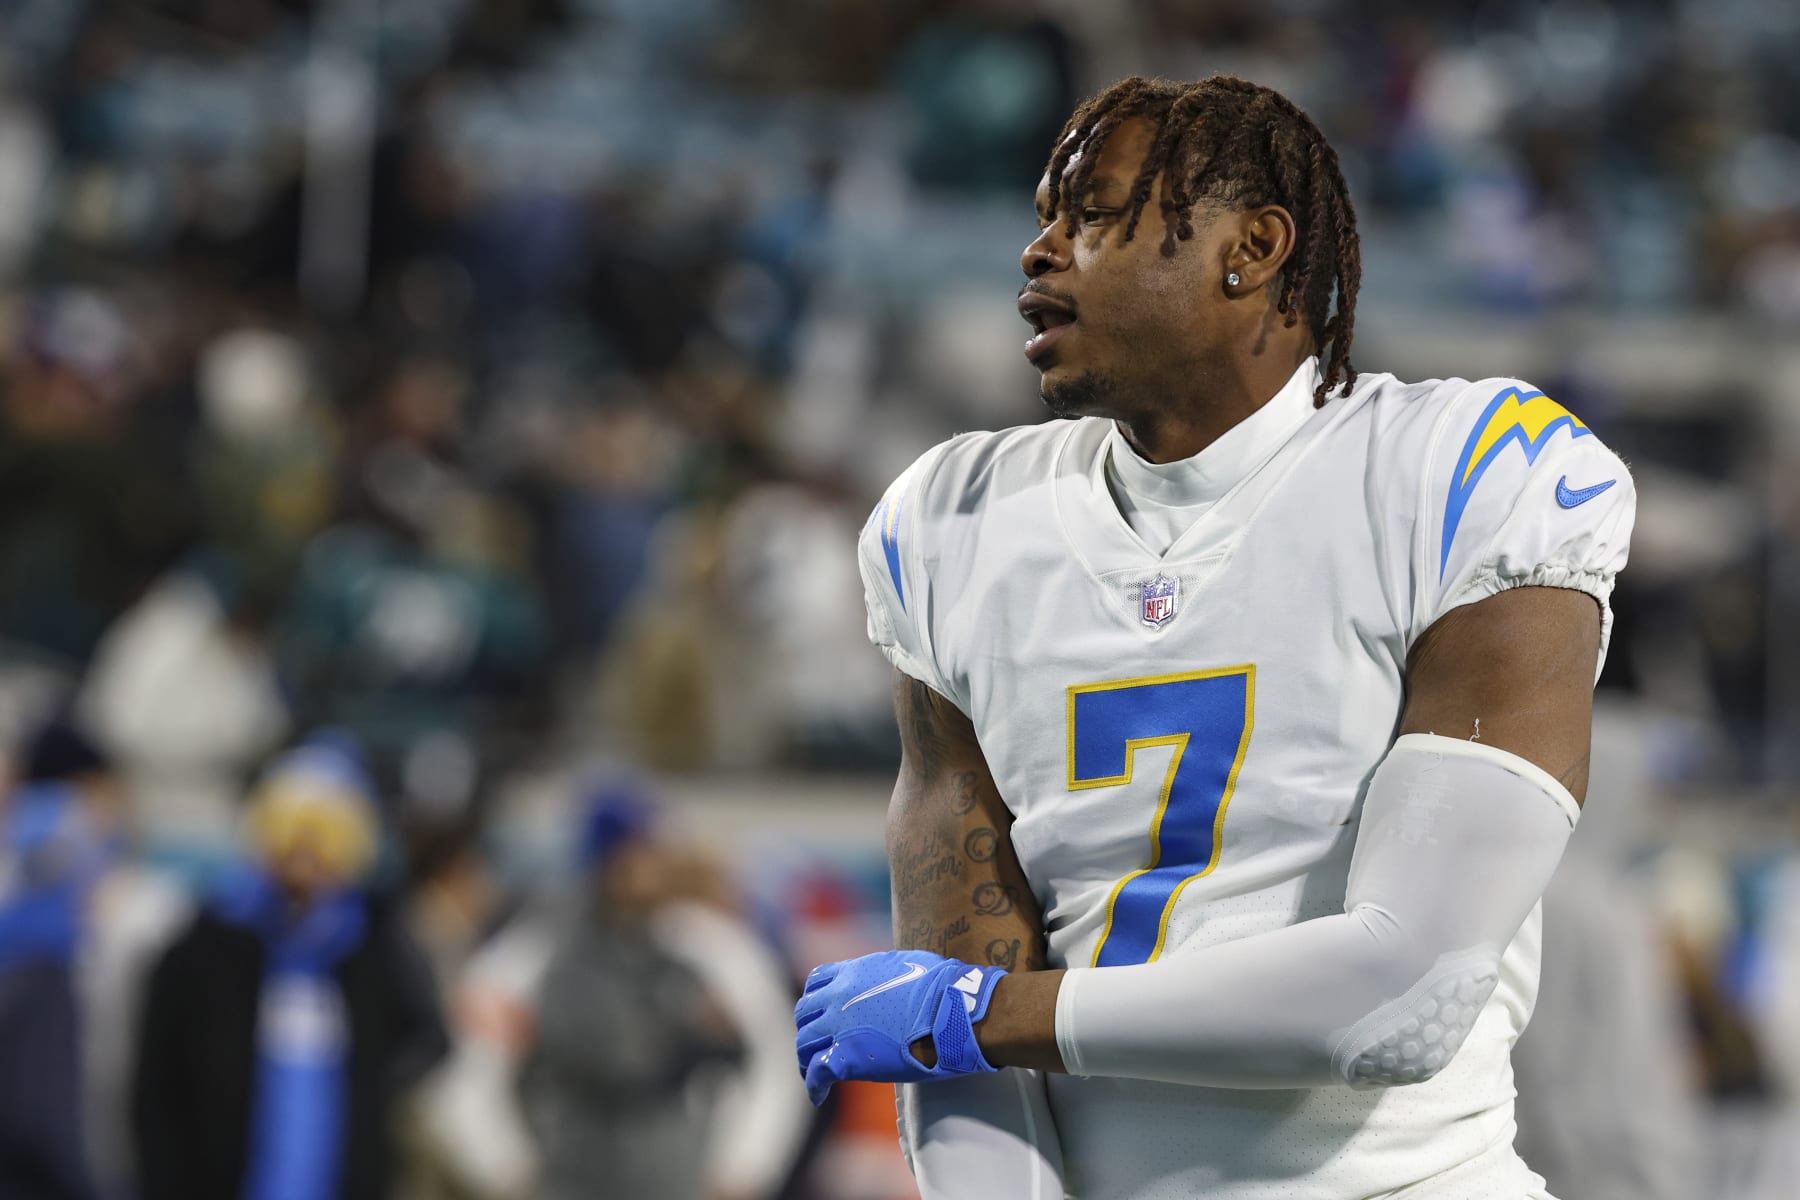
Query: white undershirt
[{"left": 1102, "top": 358, "right": 1322, "bottom": 556}]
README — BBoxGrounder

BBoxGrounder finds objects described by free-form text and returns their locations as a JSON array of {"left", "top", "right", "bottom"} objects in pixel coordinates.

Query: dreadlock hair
[{"left": 1043, "top": 75, "right": 1361, "bottom": 406}]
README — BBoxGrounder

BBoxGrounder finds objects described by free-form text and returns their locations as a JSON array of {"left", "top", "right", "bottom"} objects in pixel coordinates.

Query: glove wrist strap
[{"left": 929, "top": 966, "right": 1004, "bottom": 1075}]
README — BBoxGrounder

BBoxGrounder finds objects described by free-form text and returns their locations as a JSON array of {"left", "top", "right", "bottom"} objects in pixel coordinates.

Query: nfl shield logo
[{"left": 1140, "top": 574, "right": 1179, "bottom": 628}]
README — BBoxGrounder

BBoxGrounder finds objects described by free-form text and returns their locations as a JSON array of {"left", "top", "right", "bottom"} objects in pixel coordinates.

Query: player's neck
[{"left": 1114, "top": 353, "right": 1311, "bottom": 464}]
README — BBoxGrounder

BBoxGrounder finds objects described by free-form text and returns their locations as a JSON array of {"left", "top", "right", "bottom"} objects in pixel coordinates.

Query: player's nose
[{"left": 1021, "top": 223, "right": 1071, "bottom": 278}]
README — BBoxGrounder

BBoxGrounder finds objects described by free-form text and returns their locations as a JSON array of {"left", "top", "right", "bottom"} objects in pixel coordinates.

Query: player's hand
[{"left": 793, "top": 949, "right": 1005, "bottom": 1105}]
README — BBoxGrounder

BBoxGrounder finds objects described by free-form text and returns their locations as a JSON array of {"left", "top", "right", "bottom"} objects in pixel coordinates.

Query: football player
[{"left": 795, "top": 75, "right": 1633, "bottom": 1199}]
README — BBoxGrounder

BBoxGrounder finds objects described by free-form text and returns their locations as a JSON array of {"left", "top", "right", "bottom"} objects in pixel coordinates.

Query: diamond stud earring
[{"left": 1227, "top": 272, "right": 1242, "bottom": 287}]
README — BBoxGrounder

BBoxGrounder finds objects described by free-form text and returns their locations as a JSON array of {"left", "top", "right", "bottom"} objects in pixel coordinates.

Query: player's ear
[{"left": 1224, "top": 205, "right": 1297, "bottom": 296}]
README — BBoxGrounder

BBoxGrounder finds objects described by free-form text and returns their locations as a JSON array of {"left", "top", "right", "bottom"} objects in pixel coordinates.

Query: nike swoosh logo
[
  {"left": 843, "top": 962, "right": 928, "bottom": 1008},
  {"left": 1555, "top": 476, "right": 1616, "bottom": 508}
]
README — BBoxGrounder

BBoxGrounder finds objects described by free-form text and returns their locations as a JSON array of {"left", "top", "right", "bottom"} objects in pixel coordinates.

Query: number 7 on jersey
[{"left": 1067, "top": 666, "right": 1255, "bottom": 968}]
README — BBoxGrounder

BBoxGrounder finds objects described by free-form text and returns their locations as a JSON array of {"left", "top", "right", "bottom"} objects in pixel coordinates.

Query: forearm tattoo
[
  {"left": 890, "top": 673, "right": 1048, "bottom": 972},
  {"left": 892, "top": 829, "right": 963, "bottom": 900},
  {"left": 951, "top": 771, "right": 981, "bottom": 814},
  {"left": 985, "top": 938, "right": 1023, "bottom": 970},
  {"left": 971, "top": 882, "right": 1017, "bottom": 918},
  {"left": 905, "top": 915, "right": 972, "bottom": 957}
]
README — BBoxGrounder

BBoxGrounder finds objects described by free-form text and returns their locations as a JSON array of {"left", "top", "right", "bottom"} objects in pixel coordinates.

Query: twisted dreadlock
[{"left": 1044, "top": 76, "right": 1361, "bottom": 406}]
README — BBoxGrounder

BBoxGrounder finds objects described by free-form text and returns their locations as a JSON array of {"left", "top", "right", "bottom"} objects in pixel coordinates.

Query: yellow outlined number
[{"left": 1068, "top": 666, "right": 1255, "bottom": 967}]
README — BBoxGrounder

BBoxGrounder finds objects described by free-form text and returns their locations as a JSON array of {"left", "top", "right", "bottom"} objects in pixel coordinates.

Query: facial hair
[{"left": 1041, "top": 368, "right": 1114, "bottom": 420}]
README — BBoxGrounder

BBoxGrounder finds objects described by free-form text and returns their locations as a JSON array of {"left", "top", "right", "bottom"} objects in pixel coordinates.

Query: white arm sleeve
[
  {"left": 898, "top": 1072, "right": 1065, "bottom": 1199},
  {"left": 1056, "top": 734, "right": 1578, "bottom": 1089}
]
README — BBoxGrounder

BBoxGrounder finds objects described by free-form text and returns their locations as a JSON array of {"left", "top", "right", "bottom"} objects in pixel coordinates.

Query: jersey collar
[{"left": 1103, "top": 357, "right": 1321, "bottom": 513}]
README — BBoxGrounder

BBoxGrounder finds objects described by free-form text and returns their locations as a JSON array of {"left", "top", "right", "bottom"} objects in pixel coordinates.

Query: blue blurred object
[
  {"left": 0, "top": 784, "right": 113, "bottom": 972},
  {"left": 1722, "top": 852, "right": 1791, "bottom": 1013},
  {"left": 578, "top": 777, "right": 658, "bottom": 872},
  {"left": 260, "top": 729, "right": 377, "bottom": 806},
  {"left": 202, "top": 861, "right": 369, "bottom": 1200}
]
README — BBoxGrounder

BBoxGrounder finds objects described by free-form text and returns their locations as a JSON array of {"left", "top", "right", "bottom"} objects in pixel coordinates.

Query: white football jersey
[{"left": 858, "top": 360, "right": 1634, "bottom": 1200}]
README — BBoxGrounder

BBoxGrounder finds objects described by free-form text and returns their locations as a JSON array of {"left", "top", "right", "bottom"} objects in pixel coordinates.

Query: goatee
[{"left": 1041, "top": 369, "right": 1112, "bottom": 420}]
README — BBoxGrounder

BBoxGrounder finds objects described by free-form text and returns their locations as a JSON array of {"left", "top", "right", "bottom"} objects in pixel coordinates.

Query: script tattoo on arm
[
  {"left": 984, "top": 938, "right": 1023, "bottom": 971},
  {"left": 887, "top": 670, "right": 1048, "bottom": 975}
]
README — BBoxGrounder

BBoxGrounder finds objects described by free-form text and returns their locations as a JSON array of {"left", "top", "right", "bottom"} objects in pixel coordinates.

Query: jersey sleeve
[
  {"left": 1420, "top": 378, "right": 1635, "bottom": 664},
  {"left": 858, "top": 444, "right": 961, "bottom": 708}
]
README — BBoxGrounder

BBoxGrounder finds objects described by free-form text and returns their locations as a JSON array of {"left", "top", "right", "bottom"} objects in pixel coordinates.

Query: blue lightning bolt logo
[
  {"left": 1441, "top": 387, "right": 1591, "bottom": 575},
  {"left": 864, "top": 479, "right": 909, "bottom": 610}
]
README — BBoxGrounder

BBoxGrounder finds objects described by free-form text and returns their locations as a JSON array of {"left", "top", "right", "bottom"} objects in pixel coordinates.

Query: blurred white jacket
[
  {"left": 408, "top": 898, "right": 809, "bottom": 1200},
  {"left": 655, "top": 900, "right": 813, "bottom": 1199}
]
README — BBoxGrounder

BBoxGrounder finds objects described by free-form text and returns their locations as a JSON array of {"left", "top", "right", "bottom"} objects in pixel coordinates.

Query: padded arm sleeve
[
  {"left": 898, "top": 1072, "right": 1065, "bottom": 1199},
  {"left": 1055, "top": 734, "right": 1578, "bottom": 1089}
]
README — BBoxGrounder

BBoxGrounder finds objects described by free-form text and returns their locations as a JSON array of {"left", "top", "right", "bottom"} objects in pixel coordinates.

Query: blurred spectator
[
  {"left": 0, "top": 735, "right": 120, "bottom": 1200},
  {"left": 278, "top": 353, "right": 546, "bottom": 774},
  {"left": 394, "top": 815, "right": 534, "bottom": 1200},
  {"left": 79, "top": 563, "right": 291, "bottom": 848},
  {"left": 599, "top": 511, "right": 753, "bottom": 769},
  {"left": 14, "top": 713, "right": 188, "bottom": 1200},
  {"left": 0, "top": 290, "right": 191, "bottom": 665},
  {"left": 652, "top": 856, "right": 817, "bottom": 1199},
  {"left": 723, "top": 478, "right": 896, "bottom": 767},
  {"left": 519, "top": 782, "right": 744, "bottom": 1200},
  {"left": 546, "top": 401, "right": 680, "bottom": 658},
  {"left": 406, "top": 903, "right": 552, "bottom": 1200},
  {"left": 131, "top": 732, "right": 446, "bottom": 1200},
  {"left": 192, "top": 327, "right": 337, "bottom": 588}
]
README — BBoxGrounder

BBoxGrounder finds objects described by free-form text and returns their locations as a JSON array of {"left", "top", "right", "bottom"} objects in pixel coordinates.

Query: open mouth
[{"left": 1018, "top": 292, "right": 1077, "bottom": 363}]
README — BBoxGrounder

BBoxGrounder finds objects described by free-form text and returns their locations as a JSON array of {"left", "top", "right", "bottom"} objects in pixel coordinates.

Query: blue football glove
[{"left": 793, "top": 949, "right": 1006, "bottom": 1105}]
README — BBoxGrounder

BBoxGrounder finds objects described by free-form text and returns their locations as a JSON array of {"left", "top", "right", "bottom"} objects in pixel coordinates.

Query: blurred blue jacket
[{"left": 0, "top": 784, "right": 109, "bottom": 1200}]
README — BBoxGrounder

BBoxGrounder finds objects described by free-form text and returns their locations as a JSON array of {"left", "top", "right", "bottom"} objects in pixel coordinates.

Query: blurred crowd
[
  {"left": 4, "top": 0, "right": 1800, "bottom": 788},
  {"left": 1, "top": 715, "right": 825, "bottom": 1200},
  {"left": 2, "top": 0, "right": 1800, "bottom": 1198}
]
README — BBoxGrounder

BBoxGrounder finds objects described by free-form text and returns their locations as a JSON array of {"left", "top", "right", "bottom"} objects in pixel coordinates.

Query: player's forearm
[
  {"left": 978, "top": 908, "right": 1405, "bottom": 1086},
  {"left": 799, "top": 740, "right": 1567, "bottom": 1105},
  {"left": 884, "top": 670, "right": 1065, "bottom": 1192},
  {"left": 889, "top": 802, "right": 1046, "bottom": 973},
  {"left": 890, "top": 808, "right": 1046, "bottom": 974},
  {"left": 887, "top": 672, "right": 1047, "bottom": 973},
  {"left": 889, "top": 757, "right": 1051, "bottom": 1060},
  {"left": 975, "top": 735, "right": 1579, "bottom": 1090},
  {"left": 977, "top": 916, "right": 1402, "bottom": 1086}
]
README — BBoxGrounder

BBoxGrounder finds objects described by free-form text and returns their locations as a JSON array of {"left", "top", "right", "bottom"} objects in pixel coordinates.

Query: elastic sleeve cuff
[
  {"left": 1389, "top": 732, "right": 1581, "bottom": 827},
  {"left": 1054, "top": 969, "right": 1088, "bottom": 1077},
  {"left": 1444, "top": 562, "right": 1614, "bottom": 610}
]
